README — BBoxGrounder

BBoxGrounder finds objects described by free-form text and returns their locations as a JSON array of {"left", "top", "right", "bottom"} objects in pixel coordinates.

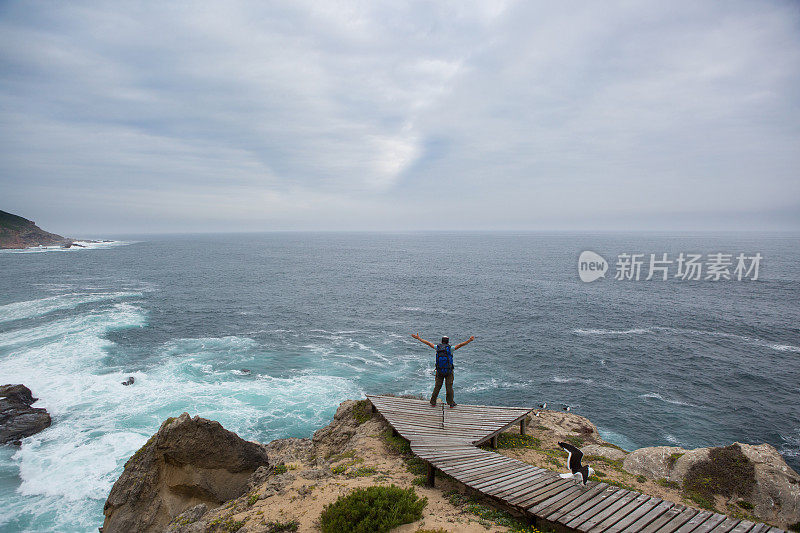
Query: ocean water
[{"left": 0, "top": 232, "right": 798, "bottom": 532}]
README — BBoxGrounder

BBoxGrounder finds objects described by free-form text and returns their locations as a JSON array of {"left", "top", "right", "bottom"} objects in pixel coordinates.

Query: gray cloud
[{"left": 1, "top": 0, "right": 798, "bottom": 234}]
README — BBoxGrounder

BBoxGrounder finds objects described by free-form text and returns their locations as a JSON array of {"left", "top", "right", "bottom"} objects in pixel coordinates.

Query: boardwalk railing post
[
  {"left": 491, "top": 435, "right": 498, "bottom": 449},
  {"left": 520, "top": 417, "right": 527, "bottom": 436},
  {"left": 426, "top": 463, "right": 435, "bottom": 487}
]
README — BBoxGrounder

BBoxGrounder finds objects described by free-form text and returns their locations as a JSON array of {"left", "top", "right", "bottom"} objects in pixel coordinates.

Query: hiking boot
[
  {"left": 449, "top": 403, "right": 457, "bottom": 408},
  {"left": 430, "top": 401, "right": 437, "bottom": 407}
]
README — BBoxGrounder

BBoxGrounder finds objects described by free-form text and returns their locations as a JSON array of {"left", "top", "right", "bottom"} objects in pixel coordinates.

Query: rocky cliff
[
  {"left": 0, "top": 209, "right": 71, "bottom": 249},
  {"left": 103, "top": 401, "right": 800, "bottom": 532},
  {"left": 102, "top": 413, "right": 270, "bottom": 533},
  {"left": 0, "top": 384, "right": 51, "bottom": 445}
]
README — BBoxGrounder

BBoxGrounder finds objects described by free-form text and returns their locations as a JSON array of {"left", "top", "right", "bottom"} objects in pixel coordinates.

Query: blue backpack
[{"left": 435, "top": 343, "right": 453, "bottom": 374}]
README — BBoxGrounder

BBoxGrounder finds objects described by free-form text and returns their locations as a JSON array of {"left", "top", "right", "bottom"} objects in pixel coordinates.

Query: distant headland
[{"left": 0, "top": 209, "right": 74, "bottom": 249}]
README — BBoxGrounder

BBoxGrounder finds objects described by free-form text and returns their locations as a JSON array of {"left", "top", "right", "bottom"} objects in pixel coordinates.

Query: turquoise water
[{"left": 0, "top": 233, "right": 798, "bottom": 532}]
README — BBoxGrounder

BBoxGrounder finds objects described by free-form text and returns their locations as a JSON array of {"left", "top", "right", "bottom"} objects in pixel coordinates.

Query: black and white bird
[
  {"left": 562, "top": 405, "right": 571, "bottom": 412},
  {"left": 558, "top": 441, "right": 594, "bottom": 485},
  {"left": 538, "top": 403, "right": 547, "bottom": 409}
]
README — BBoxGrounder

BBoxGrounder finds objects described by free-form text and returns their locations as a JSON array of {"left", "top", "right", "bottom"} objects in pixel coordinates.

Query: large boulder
[
  {"left": 624, "top": 442, "right": 800, "bottom": 528},
  {"left": 623, "top": 445, "right": 693, "bottom": 480},
  {"left": 0, "top": 384, "right": 51, "bottom": 444},
  {"left": 102, "top": 413, "right": 269, "bottom": 533},
  {"left": 581, "top": 443, "right": 628, "bottom": 462}
]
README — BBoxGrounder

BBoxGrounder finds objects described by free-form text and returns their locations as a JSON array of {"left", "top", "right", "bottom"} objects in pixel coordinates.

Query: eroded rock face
[
  {"left": 581, "top": 443, "right": 628, "bottom": 462},
  {"left": 0, "top": 384, "right": 51, "bottom": 445},
  {"left": 102, "top": 413, "right": 269, "bottom": 533},
  {"left": 623, "top": 442, "right": 800, "bottom": 528},
  {"left": 311, "top": 399, "right": 359, "bottom": 459}
]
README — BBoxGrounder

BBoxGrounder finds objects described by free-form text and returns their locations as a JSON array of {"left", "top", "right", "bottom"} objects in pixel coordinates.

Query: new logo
[{"left": 578, "top": 251, "right": 608, "bottom": 282}]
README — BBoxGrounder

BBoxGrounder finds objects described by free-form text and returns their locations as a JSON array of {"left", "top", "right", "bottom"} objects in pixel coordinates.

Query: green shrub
[
  {"left": 787, "top": 522, "right": 800, "bottom": 532},
  {"left": 348, "top": 466, "right": 377, "bottom": 477},
  {"left": 737, "top": 500, "right": 754, "bottom": 510},
  {"left": 657, "top": 478, "right": 681, "bottom": 489},
  {"left": 565, "top": 436, "right": 584, "bottom": 447},
  {"left": 319, "top": 485, "right": 427, "bottom": 533},
  {"left": 264, "top": 520, "right": 299, "bottom": 532},
  {"left": 683, "top": 444, "right": 755, "bottom": 502},
  {"left": 353, "top": 400, "right": 373, "bottom": 425},
  {"left": 667, "top": 452, "right": 684, "bottom": 469},
  {"left": 247, "top": 493, "right": 259, "bottom": 506},
  {"left": 685, "top": 490, "right": 715, "bottom": 510},
  {"left": 636, "top": 475, "right": 647, "bottom": 483},
  {"left": 273, "top": 464, "right": 288, "bottom": 475},
  {"left": 382, "top": 430, "right": 412, "bottom": 455},
  {"left": 483, "top": 433, "right": 541, "bottom": 449}
]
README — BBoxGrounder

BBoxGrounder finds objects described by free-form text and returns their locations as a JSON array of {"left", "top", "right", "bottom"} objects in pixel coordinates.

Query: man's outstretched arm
[
  {"left": 411, "top": 333, "right": 435, "bottom": 349},
  {"left": 453, "top": 336, "right": 475, "bottom": 350}
]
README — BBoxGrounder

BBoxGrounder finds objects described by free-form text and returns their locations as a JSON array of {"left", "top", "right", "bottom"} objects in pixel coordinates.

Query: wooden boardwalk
[{"left": 366, "top": 395, "right": 785, "bottom": 533}]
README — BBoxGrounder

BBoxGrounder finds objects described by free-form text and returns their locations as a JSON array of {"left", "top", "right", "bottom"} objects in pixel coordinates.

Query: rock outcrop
[
  {"left": 0, "top": 384, "right": 51, "bottom": 445},
  {"left": 623, "top": 442, "right": 800, "bottom": 528},
  {"left": 102, "top": 413, "right": 269, "bottom": 533},
  {"left": 0, "top": 210, "right": 71, "bottom": 249}
]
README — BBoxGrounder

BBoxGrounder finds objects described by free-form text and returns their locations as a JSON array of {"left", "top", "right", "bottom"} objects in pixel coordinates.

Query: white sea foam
[
  {"left": 0, "top": 321, "right": 362, "bottom": 530},
  {"left": 770, "top": 344, "right": 800, "bottom": 353},
  {"left": 552, "top": 376, "right": 594, "bottom": 384},
  {"left": 639, "top": 392, "right": 694, "bottom": 407},
  {"left": 0, "top": 291, "right": 142, "bottom": 324},
  {"left": 574, "top": 326, "right": 797, "bottom": 354},
  {"left": 573, "top": 328, "right": 651, "bottom": 335},
  {"left": 0, "top": 240, "right": 133, "bottom": 254}
]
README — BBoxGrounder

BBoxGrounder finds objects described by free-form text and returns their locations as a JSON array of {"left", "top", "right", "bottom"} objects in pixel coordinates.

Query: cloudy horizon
[{"left": 1, "top": 1, "right": 799, "bottom": 235}]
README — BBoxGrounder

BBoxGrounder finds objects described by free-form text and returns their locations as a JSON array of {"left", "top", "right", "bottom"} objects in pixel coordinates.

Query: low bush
[
  {"left": 353, "top": 400, "right": 373, "bottom": 424},
  {"left": 683, "top": 444, "right": 755, "bottom": 502},
  {"left": 319, "top": 485, "right": 427, "bottom": 533},
  {"left": 264, "top": 520, "right": 299, "bottom": 532}
]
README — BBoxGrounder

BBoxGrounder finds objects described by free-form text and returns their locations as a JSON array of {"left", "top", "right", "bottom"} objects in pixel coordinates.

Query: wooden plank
[
  {"left": 516, "top": 479, "right": 584, "bottom": 509},
  {"left": 513, "top": 477, "right": 586, "bottom": 509},
  {"left": 725, "top": 522, "right": 755, "bottom": 533},
  {"left": 470, "top": 465, "right": 542, "bottom": 490},
  {"left": 587, "top": 493, "right": 652, "bottom": 533},
  {"left": 685, "top": 514, "right": 728, "bottom": 533},
  {"left": 555, "top": 485, "right": 622, "bottom": 525},
  {"left": 640, "top": 504, "right": 691, "bottom": 533},
  {"left": 619, "top": 500, "right": 674, "bottom": 533},
  {"left": 485, "top": 469, "right": 551, "bottom": 496},
  {"left": 710, "top": 518, "right": 742, "bottom": 533},
  {"left": 528, "top": 484, "right": 585, "bottom": 515},
  {"left": 603, "top": 497, "right": 662, "bottom": 533},
  {"left": 488, "top": 470, "right": 554, "bottom": 499},
  {"left": 672, "top": 511, "right": 715, "bottom": 533},
  {"left": 565, "top": 489, "right": 632, "bottom": 530},
  {"left": 505, "top": 475, "right": 568, "bottom": 506},
  {"left": 745, "top": 524, "right": 771, "bottom": 533},
  {"left": 579, "top": 490, "right": 641, "bottom": 532},
  {"left": 648, "top": 507, "right": 698, "bottom": 533},
  {"left": 543, "top": 482, "right": 610, "bottom": 521}
]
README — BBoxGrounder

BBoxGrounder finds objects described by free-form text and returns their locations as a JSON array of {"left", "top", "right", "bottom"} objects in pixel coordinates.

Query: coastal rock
[
  {"left": 121, "top": 377, "right": 135, "bottom": 386},
  {"left": 102, "top": 412, "right": 269, "bottom": 533},
  {"left": 0, "top": 384, "right": 51, "bottom": 444},
  {"left": 736, "top": 443, "right": 800, "bottom": 527},
  {"left": 0, "top": 210, "right": 71, "bottom": 249},
  {"left": 581, "top": 443, "right": 628, "bottom": 462},
  {"left": 623, "top": 445, "right": 690, "bottom": 480},
  {"left": 624, "top": 443, "right": 800, "bottom": 528},
  {"left": 311, "top": 399, "right": 359, "bottom": 458},
  {"left": 165, "top": 503, "right": 208, "bottom": 533}
]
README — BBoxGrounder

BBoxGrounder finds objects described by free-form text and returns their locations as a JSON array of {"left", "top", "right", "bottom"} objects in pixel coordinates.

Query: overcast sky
[{"left": 1, "top": 1, "right": 799, "bottom": 234}]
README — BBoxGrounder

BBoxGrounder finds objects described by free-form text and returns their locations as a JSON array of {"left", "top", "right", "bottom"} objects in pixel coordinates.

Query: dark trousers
[{"left": 430, "top": 371, "right": 455, "bottom": 406}]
